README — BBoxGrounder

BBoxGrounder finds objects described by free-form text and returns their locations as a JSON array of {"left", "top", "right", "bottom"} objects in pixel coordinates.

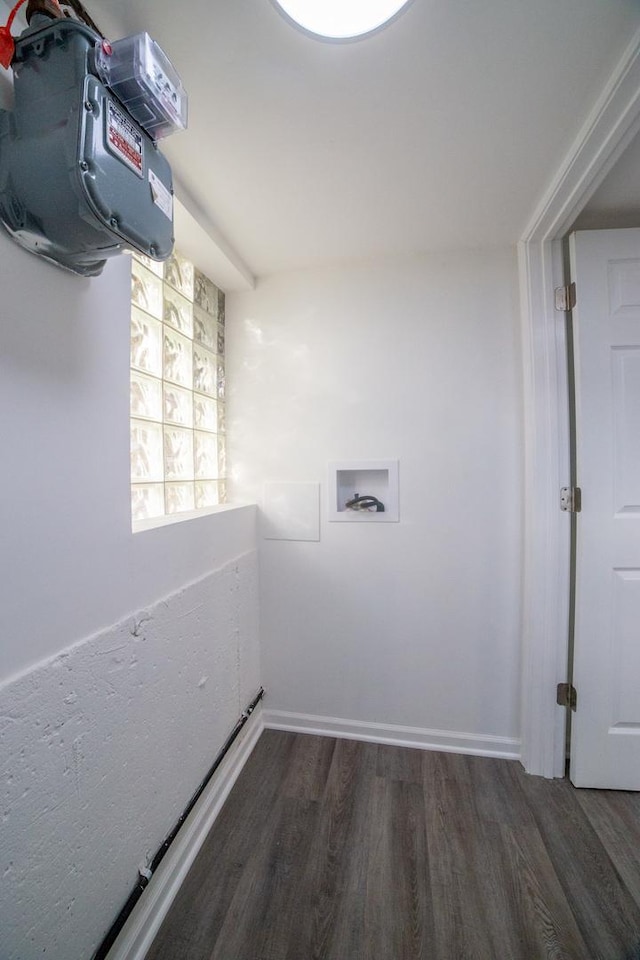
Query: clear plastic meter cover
[{"left": 96, "top": 32, "right": 188, "bottom": 140}]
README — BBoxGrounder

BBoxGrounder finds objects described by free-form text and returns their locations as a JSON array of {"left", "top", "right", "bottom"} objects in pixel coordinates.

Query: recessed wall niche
[{"left": 328, "top": 460, "right": 399, "bottom": 522}]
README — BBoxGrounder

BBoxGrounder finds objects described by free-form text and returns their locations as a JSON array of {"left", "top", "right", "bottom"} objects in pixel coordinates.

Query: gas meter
[{"left": 0, "top": 0, "right": 188, "bottom": 276}]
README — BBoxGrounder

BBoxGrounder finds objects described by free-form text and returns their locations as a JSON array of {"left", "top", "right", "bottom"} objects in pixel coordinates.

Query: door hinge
[
  {"left": 560, "top": 486, "right": 581, "bottom": 513},
  {"left": 557, "top": 682, "right": 577, "bottom": 711},
  {"left": 555, "top": 282, "right": 576, "bottom": 312}
]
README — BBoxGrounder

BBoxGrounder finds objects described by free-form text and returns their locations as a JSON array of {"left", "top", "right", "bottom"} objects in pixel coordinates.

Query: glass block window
[{"left": 130, "top": 250, "right": 226, "bottom": 523}]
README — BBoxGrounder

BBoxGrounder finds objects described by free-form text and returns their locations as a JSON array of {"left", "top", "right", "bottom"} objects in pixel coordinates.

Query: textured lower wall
[{"left": 0, "top": 550, "right": 260, "bottom": 960}]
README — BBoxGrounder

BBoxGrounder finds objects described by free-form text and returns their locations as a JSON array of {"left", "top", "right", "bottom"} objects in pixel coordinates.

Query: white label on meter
[
  {"left": 148, "top": 169, "right": 173, "bottom": 220},
  {"left": 106, "top": 99, "right": 143, "bottom": 177}
]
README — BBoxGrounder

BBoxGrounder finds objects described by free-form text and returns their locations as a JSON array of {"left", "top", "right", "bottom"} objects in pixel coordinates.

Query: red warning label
[{"left": 106, "top": 99, "right": 143, "bottom": 177}]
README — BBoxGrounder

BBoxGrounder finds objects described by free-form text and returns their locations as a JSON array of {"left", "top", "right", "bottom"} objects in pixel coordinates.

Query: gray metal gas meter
[{"left": 0, "top": 11, "right": 187, "bottom": 276}]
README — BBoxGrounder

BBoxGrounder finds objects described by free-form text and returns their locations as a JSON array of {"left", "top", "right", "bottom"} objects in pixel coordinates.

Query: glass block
[
  {"left": 164, "top": 328, "right": 193, "bottom": 388},
  {"left": 131, "top": 370, "right": 162, "bottom": 421},
  {"left": 131, "top": 483, "right": 164, "bottom": 521},
  {"left": 131, "top": 419, "right": 164, "bottom": 482},
  {"left": 131, "top": 307, "right": 162, "bottom": 377},
  {"left": 193, "top": 345, "right": 217, "bottom": 397},
  {"left": 132, "top": 250, "right": 163, "bottom": 278},
  {"left": 164, "top": 251, "right": 194, "bottom": 301},
  {"left": 194, "top": 430, "right": 219, "bottom": 480},
  {"left": 195, "top": 480, "right": 219, "bottom": 509},
  {"left": 194, "top": 269, "right": 219, "bottom": 317},
  {"left": 193, "top": 305, "right": 217, "bottom": 351},
  {"left": 217, "top": 436, "right": 226, "bottom": 477},
  {"left": 166, "top": 482, "right": 195, "bottom": 515},
  {"left": 217, "top": 361, "right": 226, "bottom": 400},
  {"left": 130, "top": 250, "right": 228, "bottom": 523},
  {"left": 131, "top": 261, "right": 163, "bottom": 319},
  {"left": 164, "top": 426, "right": 194, "bottom": 480},
  {"left": 193, "top": 393, "right": 217, "bottom": 433},
  {"left": 163, "top": 286, "right": 193, "bottom": 338},
  {"left": 164, "top": 383, "right": 193, "bottom": 427}
]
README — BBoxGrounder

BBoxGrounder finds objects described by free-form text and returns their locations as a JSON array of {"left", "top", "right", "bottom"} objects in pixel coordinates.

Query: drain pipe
[{"left": 92, "top": 686, "right": 265, "bottom": 960}]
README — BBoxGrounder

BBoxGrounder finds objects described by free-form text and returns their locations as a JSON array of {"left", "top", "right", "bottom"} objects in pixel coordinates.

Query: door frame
[{"left": 519, "top": 27, "right": 640, "bottom": 778}]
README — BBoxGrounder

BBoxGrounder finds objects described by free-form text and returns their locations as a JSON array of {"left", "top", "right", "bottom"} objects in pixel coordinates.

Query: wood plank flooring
[{"left": 146, "top": 731, "right": 640, "bottom": 960}]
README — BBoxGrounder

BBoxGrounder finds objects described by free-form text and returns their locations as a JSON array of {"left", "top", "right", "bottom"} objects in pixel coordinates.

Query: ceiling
[{"left": 89, "top": 0, "right": 640, "bottom": 283}]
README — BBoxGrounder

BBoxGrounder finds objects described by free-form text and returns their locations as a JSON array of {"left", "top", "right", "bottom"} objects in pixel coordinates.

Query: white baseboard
[
  {"left": 105, "top": 705, "right": 264, "bottom": 960},
  {"left": 263, "top": 709, "right": 520, "bottom": 760}
]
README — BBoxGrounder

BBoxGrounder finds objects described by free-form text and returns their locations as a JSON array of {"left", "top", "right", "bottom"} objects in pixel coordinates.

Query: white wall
[
  {"left": 228, "top": 249, "right": 522, "bottom": 751},
  {"left": 0, "top": 231, "right": 260, "bottom": 959},
  {"left": 0, "top": 236, "right": 256, "bottom": 684}
]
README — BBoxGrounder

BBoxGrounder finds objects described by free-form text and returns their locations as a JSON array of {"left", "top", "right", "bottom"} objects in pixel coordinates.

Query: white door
[{"left": 570, "top": 228, "right": 640, "bottom": 789}]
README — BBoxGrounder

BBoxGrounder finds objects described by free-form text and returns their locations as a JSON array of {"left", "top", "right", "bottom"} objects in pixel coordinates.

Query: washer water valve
[{"left": 345, "top": 494, "right": 386, "bottom": 513}]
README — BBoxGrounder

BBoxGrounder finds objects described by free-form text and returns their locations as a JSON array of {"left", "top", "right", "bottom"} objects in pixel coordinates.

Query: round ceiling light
[{"left": 273, "top": 0, "right": 412, "bottom": 39}]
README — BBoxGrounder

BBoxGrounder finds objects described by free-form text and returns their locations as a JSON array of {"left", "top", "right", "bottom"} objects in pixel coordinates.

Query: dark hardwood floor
[{"left": 146, "top": 731, "right": 640, "bottom": 960}]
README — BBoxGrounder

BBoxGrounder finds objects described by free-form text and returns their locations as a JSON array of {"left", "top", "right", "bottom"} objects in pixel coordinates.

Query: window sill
[{"left": 132, "top": 502, "right": 255, "bottom": 534}]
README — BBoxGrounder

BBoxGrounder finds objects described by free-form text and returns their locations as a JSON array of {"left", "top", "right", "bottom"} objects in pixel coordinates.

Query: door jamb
[{"left": 519, "top": 27, "right": 640, "bottom": 778}]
